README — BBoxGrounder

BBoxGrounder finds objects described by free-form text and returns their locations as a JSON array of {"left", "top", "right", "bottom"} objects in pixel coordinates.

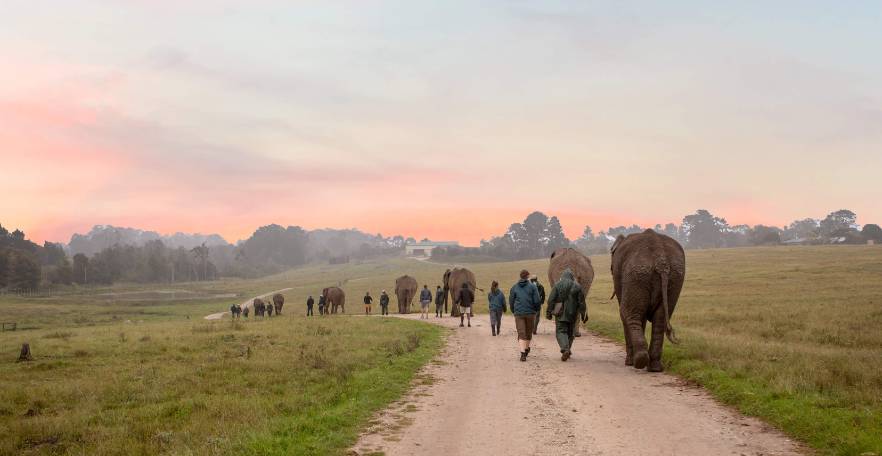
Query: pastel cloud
[{"left": 2, "top": 1, "right": 881, "bottom": 245}]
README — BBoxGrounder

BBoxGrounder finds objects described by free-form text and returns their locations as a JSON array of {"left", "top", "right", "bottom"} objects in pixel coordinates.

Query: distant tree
[
  {"left": 861, "top": 224, "right": 882, "bottom": 242},
  {"left": 784, "top": 218, "right": 820, "bottom": 241},
  {"left": 544, "top": 216, "right": 570, "bottom": 254},
  {"left": 682, "top": 209, "right": 728, "bottom": 248},
  {"left": 607, "top": 225, "right": 643, "bottom": 238},
  {"left": 47, "top": 257, "right": 73, "bottom": 285},
  {"left": 41, "top": 241, "right": 67, "bottom": 266},
  {"left": 7, "top": 250, "right": 40, "bottom": 290},
  {"left": 820, "top": 209, "right": 858, "bottom": 238},
  {"left": 749, "top": 225, "right": 782, "bottom": 245},
  {"left": 72, "top": 253, "right": 89, "bottom": 284}
]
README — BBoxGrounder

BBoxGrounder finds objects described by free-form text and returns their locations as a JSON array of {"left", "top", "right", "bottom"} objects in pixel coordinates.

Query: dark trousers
[
  {"left": 555, "top": 320, "right": 576, "bottom": 353},
  {"left": 307, "top": 306, "right": 313, "bottom": 316},
  {"left": 533, "top": 306, "right": 543, "bottom": 334},
  {"left": 381, "top": 305, "right": 389, "bottom": 315},
  {"left": 435, "top": 302, "right": 444, "bottom": 317}
]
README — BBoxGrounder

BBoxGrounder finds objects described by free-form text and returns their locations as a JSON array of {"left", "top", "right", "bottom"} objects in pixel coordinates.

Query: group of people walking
[
  {"left": 297, "top": 268, "right": 587, "bottom": 363},
  {"left": 485, "top": 269, "right": 587, "bottom": 362}
]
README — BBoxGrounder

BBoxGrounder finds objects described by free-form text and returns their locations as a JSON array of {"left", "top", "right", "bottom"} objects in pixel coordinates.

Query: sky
[{"left": 2, "top": 1, "right": 881, "bottom": 245}]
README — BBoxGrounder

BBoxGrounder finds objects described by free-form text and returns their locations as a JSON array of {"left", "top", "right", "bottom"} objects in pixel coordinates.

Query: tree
[
  {"left": 7, "top": 250, "right": 40, "bottom": 290},
  {"left": 682, "top": 210, "right": 728, "bottom": 248},
  {"left": 749, "top": 225, "right": 782, "bottom": 245},
  {"left": 861, "top": 224, "right": 882, "bottom": 242},
  {"left": 544, "top": 216, "right": 570, "bottom": 254},
  {"left": 820, "top": 210, "right": 858, "bottom": 238},
  {"left": 72, "top": 253, "right": 89, "bottom": 284},
  {"left": 784, "top": 218, "right": 820, "bottom": 241}
]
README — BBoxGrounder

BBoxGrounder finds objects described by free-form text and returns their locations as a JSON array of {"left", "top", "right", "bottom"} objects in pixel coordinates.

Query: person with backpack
[
  {"left": 318, "top": 294, "right": 326, "bottom": 315},
  {"left": 455, "top": 282, "right": 474, "bottom": 327},
  {"left": 510, "top": 269, "right": 541, "bottom": 361},
  {"left": 545, "top": 268, "right": 587, "bottom": 362},
  {"left": 363, "top": 291, "right": 373, "bottom": 315},
  {"left": 487, "top": 281, "right": 507, "bottom": 336}
]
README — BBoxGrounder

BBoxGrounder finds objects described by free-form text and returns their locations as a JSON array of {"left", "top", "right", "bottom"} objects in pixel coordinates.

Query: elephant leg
[
  {"left": 622, "top": 286, "right": 650, "bottom": 370},
  {"left": 620, "top": 308, "right": 634, "bottom": 366},
  {"left": 648, "top": 307, "right": 666, "bottom": 372}
]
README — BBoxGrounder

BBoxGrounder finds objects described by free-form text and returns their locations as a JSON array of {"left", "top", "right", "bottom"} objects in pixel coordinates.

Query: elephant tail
[{"left": 660, "top": 271, "right": 679, "bottom": 344}]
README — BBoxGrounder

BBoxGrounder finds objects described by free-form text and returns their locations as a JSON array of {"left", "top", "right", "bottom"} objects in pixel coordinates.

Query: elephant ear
[{"left": 610, "top": 235, "right": 626, "bottom": 255}]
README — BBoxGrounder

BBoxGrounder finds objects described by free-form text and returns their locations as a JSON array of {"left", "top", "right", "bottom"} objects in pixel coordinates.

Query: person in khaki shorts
[{"left": 509, "top": 269, "right": 541, "bottom": 362}]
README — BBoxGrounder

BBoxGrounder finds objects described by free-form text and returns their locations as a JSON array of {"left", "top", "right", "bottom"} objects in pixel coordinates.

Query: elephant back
[{"left": 549, "top": 248, "right": 595, "bottom": 290}]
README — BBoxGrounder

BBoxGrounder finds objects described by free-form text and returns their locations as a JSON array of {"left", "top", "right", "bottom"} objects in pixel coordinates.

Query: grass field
[{"left": 2, "top": 245, "right": 881, "bottom": 455}]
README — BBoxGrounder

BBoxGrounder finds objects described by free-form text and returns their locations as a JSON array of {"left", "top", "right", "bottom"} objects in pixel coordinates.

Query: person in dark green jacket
[
  {"left": 510, "top": 269, "right": 541, "bottom": 361},
  {"left": 545, "top": 269, "right": 587, "bottom": 361}
]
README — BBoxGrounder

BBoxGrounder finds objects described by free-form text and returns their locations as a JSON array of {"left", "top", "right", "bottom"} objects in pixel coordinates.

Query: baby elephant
[{"left": 610, "top": 229, "right": 686, "bottom": 372}]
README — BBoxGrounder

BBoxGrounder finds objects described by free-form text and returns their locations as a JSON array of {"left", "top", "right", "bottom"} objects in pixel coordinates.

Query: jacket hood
[
  {"left": 517, "top": 278, "right": 531, "bottom": 287},
  {"left": 561, "top": 269, "right": 575, "bottom": 282}
]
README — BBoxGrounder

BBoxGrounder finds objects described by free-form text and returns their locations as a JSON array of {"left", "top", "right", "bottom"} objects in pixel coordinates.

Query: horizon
[{"left": 3, "top": 1, "right": 881, "bottom": 246}]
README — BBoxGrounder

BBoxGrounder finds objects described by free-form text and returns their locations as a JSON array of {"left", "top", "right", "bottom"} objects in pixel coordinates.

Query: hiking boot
[
  {"left": 468, "top": 322, "right": 471, "bottom": 327},
  {"left": 491, "top": 328, "right": 496, "bottom": 336},
  {"left": 561, "top": 351, "right": 571, "bottom": 362},
  {"left": 525, "top": 347, "right": 531, "bottom": 356},
  {"left": 520, "top": 352, "right": 527, "bottom": 362},
  {"left": 459, "top": 323, "right": 464, "bottom": 327}
]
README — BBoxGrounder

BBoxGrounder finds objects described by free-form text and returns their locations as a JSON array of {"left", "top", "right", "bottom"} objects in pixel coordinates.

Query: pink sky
[{"left": 3, "top": 2, "right": 881, "bottom": 245}]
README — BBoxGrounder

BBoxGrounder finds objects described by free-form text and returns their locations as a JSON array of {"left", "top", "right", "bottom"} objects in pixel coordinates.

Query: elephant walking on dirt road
[
  {"left": 322, "top": 287, "right": 346, "bottom": 314},
  {"left": 549, "top": 248, "right": 595, "bottom": 337},
  {"left": 394, "top": 275, "right": 418, "bottom": 314},
  {"left": 443, "top": 268, "right": 477, "bottom": 317},
  {"left": 610, "top": 229, "right": 685, "bottom": 372}
]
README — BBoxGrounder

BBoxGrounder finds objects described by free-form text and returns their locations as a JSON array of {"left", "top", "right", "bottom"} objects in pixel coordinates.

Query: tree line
[
  {"left": 2, "top": 208, "right": 880, "bottom": 290},
  {"left": 431, "top": 209, "right": 882, "bottom": 261}
]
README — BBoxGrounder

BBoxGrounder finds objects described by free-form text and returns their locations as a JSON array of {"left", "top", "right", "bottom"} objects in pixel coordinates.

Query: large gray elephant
[
  {"left": 610, "top": 229, "right": 685, "bottom": 372},
  {"left": 442, "top": 268, "right": 477, "bottom": 317},
  {"left": 272, "top": 293, "right": 285, "bottom": 315},
  {"left": 549, "top": 248, "right": 595, "bottom": 336},
  {"left": 394, "top": 275, "right": 418, "bottom": 314},
  {"left": 322, "top": 287, "right": 346, "bottom": 314}
]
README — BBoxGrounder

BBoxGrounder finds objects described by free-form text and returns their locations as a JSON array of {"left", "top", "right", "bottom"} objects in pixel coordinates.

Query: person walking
[
  {"left": 510, "top": 269, "right": 541, "bottom": 361},
  {"left": 545, "top": 269, "right": 587, "bottom": 361},
  {"left": 306, "top": 295, "right": 315, "bottom": 316},
  {"left": 379, "top": 290, "right": 390, "bottom": 315},
  {"left": 363, "top": 291, "right": 373, "bottom": 315},
  {"left": 531, "top": 276, "right": 546, "bottom": 335},
  {"left": 318, "top": 294, "right": 326, "bottom": 316},
  {"left": 487, "top": 281, "right": 507, "bottom": 336},
  {"left": 455, "top": 282, "right": 475, "bottom": 327},
  {"left": 434, "top": 285, "right": 445, "bottom": 318},
  {"left": 266, "top": 301, "right": 274, "bottom": 317},
  {"left": 419, "top": 285, "right": 433, "bottom": 319}
]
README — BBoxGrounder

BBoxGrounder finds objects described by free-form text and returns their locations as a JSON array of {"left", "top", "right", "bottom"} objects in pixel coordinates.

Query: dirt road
[
  {"left": 352, "top": 314, "right": 803, "bottom": 456},
  {"left": 203, "top": 288, "right": 293, "bottom": 320}
]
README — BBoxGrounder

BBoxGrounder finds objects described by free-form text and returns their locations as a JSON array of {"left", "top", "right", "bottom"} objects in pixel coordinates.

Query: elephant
[
  {"left": 272, "top": 293, "right": 285, "bottom": 315},
  {"left": 394, "top": 275, "right": 418, "bottom": 314},
  {"left": 442, "top": 268, "right": 477, "bottom": 317},
  {"left": 549, "top": 248, "right": 595, "bottom": 335},
  {"left": 322, "top": 287, "right": 346, "bottom": 314},
  {"left": 253, "top": 298, "right": 266, "bottom": 317},
  {"left": 610, "top": 229, "right": 686, "bottom": 372}
]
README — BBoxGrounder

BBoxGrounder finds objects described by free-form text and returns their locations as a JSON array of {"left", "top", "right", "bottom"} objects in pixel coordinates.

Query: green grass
[
  {"left": 0, "top": 275, "right": 444, "bottom": 455},
  {"left": 2, "top": 246, "right": 881, "bottom": 455}
]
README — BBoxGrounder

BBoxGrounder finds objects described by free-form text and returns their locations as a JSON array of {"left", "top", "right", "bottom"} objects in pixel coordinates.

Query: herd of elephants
[{"left": 246, "top": 229, "right": 687, "bottom": 372}]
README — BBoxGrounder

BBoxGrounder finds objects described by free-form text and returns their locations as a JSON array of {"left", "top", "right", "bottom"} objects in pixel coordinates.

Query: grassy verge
[
  {"left": 0, "top": 316, "right": 443, "bottom": 455},
  {"left": 586, "top": 246, "right": 882, "bottom": 456}
]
